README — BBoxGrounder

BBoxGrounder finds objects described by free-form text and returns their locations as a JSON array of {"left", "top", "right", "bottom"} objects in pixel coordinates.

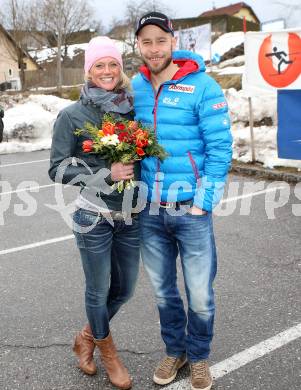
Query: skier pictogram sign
[
  {"left": 258, "top": 33, "right": 301, "bottom": 88},
  {"left": 243, "top": 30, "right": 301, "bottom": 94}
]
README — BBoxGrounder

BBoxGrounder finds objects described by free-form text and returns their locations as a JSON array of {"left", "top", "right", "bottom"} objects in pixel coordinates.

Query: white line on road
[
  {"left": 165, "top": 323, "right": 301, "bottom": 389},
  {"left": 0, "top": 158, "right": 49, "bottom": 168},
  {"left": 220, "top": 185, "right": 287, "bottom": 204},
  {"left": 1, "top": 183, "right": 57, "bottom": 196},
  {"left": 0, "top": 235, "right": 74, "bottom": 256}
]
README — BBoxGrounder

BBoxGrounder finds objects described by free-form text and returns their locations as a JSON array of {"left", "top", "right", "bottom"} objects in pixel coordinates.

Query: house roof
[
  {"left": 0, "top": 23, "right": 40, "bottom": 68},
  {"left": 199, "top": 2, "right": 259, "bottom": 22}
]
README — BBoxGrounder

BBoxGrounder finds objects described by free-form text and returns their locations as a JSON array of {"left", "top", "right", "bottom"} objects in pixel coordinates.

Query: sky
[{"left": 89, "top": 0, "right": 301, "bottom": 30}]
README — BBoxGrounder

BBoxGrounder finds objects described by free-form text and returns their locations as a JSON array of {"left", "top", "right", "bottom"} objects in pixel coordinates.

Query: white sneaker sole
[
  {"left": 153, "top": 358, "right": 187, "bottom": 385},
  {"left": 190, "top": 380, "right": 213, "bottom": 390}
]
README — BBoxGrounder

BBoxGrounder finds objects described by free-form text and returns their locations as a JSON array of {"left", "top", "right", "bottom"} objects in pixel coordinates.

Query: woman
[{"left": 48, "top": 37, "right": 140, "bottom": 390}]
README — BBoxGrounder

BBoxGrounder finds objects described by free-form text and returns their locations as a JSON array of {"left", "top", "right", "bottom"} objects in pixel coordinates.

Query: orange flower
[
  {"left": 136, "top": 147, "right": 145, "bottom": 156},
  {"left": 102, "top": 122, "right": 115, "bottom": 135},
  {"left": 82, "top": 139, "right": 94, "bottom": 152},
  {"left": 128, "top": 121, "right": 138, "bottom": 130},
  {"left": 98, "top": 130, "right": 104, "bottom": 137},
  {"left": 133, "top": 128, "right": 144, "bottom": 137},
  {"left": 134, "top": 128, "right": 149, "bottom": 148}
]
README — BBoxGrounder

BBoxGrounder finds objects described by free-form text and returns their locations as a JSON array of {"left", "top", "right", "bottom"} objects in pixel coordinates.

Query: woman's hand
[{"left": 111, "top": 162, "right": 135, "bottom": 181}]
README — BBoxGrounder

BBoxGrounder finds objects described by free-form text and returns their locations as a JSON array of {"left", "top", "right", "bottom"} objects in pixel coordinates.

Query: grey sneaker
[
  {"left": 153, "top": 355, "right": 187, "bottom": 385},
  {"left": 190, "top": 360, "right": 213, "bottom": 390}
]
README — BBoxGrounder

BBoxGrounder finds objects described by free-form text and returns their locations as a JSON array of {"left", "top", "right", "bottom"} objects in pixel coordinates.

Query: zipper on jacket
[
  {"left": 152, "top": 86, "right": 163, "bottom": 136},
  {"left": 152, "top": 86, "right": 163, "bottom": 202},
  {"left": 188, "top": 151, "right": 201, "bottom": 188}
]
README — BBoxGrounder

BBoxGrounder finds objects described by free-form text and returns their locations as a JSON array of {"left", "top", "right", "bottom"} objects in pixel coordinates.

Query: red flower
[
  {"left": 136, "top": 138, "right": 148, "bottom": 148},
  {"left": 115, "top": 122, "right": 126, "bottom": 131},
  {"left": 136, "top": 147, "right": 146, "bottom": 156},
  {"left": 102, "top": 122, "right": 115, "bottom": 135},
  {"left": 118, "top": 132, "right": 130, "bottom": 142},
  {"left": 82, "top": 139, "right": 94, "bottom": 153}
]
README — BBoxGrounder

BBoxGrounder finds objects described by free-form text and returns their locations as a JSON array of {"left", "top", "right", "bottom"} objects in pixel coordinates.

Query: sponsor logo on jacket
[
  {"left": 212, "top": 102, "right": 227, "bottom": 110},
  {"left": 163, "top": 97, "right": 180, "bottom": 106},
  {"left": 168, "top": 84, "right": 195, "bottom": 93}
]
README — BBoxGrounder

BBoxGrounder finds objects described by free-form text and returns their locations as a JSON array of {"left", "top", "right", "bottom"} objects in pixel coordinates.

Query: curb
[{"left": 231, "top": 162, "right": 301, "bottom": 183}]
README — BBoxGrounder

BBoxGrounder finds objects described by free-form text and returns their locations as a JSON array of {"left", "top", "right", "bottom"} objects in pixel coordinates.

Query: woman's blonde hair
[{"left": 85, "top": 69, "right": 131, "bottom": 92}]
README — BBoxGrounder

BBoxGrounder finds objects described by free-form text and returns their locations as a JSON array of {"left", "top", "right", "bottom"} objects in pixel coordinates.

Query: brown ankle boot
[
  {"left": 73, "top": 324, "right": 97, "bottom": 375},
  {"left": 94, "top": 332, "right": 132, "bottom": 389}
]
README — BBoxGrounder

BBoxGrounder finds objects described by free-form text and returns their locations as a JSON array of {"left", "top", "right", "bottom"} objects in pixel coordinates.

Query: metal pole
[{"left": 248, "top": 96, "right": 256, "bottom": 163}]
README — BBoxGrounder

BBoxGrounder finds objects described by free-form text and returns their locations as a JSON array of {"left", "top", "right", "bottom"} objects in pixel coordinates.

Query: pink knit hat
[{"left": 84, "top": 36, "right": 123, "bottom": 74}]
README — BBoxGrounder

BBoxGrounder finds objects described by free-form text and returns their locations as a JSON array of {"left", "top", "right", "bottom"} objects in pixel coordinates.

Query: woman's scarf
[{"left": 80, "top": 82, "right": 133, "bottom": 114}]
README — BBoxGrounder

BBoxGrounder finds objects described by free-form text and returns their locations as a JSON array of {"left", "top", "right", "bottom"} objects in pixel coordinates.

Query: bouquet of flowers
[{"left": 75, "top": 113, "right": 168, "bottom": 192}]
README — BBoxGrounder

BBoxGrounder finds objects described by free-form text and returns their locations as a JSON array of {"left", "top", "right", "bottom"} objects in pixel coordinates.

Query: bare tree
[
  {"left": 110, "top": 0, "right": 173, "bottom": 55},
  {"left": 37, "top": 0, "right": 96, "bottom": 56},
  {"left": 29, "top": 0, "right": 97, "bottom": 92}
]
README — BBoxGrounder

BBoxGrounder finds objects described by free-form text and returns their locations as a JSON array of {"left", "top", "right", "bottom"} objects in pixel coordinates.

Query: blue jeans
[
  {"left": 73, "top": 209, "right": 140, "bottom": 340},
  {"left": 139, "top": 204, "right": 217, "bottom": 362}
]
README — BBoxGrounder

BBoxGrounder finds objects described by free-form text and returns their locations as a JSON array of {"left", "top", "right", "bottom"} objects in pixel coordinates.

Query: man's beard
[{"left": 143, "top": 55, "right": 173, "bottom": 75}]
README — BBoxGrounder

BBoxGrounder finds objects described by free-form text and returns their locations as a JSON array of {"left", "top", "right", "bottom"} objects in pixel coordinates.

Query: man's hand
[
  {"left": 188, "top": 205, "right": 207, "bottom": 215},
  {"left": 111, "top": 162, "right": 134, "bottom": 182}
]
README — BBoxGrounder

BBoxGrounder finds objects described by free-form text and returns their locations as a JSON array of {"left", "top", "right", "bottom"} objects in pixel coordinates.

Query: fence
[{"left": 24, "top": 68, "right": 84, "bottom": 89}]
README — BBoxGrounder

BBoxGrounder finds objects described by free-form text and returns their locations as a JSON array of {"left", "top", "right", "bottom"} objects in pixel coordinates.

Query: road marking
[
  {"left": 1, "top": 183, "right": 57, "bottom": 196},
  {"left": 0, "top": 235, "right": 74, "bottom": 256},
  {"left": 165, "top": 322, "right": 301, "bottom": 389},
  {"left": 0, "top": 158, "right": 49, "bottom": 168},
  {"left": 220, "top": 185, "right": 287, "bottom": 204}
]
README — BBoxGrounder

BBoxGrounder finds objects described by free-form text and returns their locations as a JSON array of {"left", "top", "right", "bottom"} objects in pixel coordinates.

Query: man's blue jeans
[
  {"left": 139, "top": 204, "right": 217, "bottom": 362},
  {"left": 73, "top": 209, "right": 140, "bottom": 340}
]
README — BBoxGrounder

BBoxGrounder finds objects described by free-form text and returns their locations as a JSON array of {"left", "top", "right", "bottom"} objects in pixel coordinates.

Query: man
[
  {"left": 132, "top": 12, "right": 232, "bottom": 390},
  {"left": 0, "top": 105, "right": 4, "bottom": 143}
]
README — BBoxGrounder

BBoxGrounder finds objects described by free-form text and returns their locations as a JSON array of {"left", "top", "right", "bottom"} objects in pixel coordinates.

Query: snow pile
[
  {"left": 218, "top": 65, "right": 245, "bottom": 75},
  {"left": 212, "top": 32, "right": 245, "bottom": 57},
  {"left": 0, "top": 95, "right": 71, "bottom": 154},
  {"left": 219, "top": 55, "right": 245, "bottom": 68},
  {"left": 225, "top": 88, "right": 277, "bottom": 124},
  {"left": 231, "top": 125, "right": 280, "bottom": 169}
]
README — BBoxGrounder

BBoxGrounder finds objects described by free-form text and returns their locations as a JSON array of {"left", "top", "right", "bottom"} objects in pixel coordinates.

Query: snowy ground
[{"left": 1, "top": 89, "right": 300, "bottom": 170}]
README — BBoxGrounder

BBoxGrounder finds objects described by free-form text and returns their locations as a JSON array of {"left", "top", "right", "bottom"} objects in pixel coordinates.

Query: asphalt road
[{"left": 0, "top": 150, "right": 300, "bottom": 390}]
